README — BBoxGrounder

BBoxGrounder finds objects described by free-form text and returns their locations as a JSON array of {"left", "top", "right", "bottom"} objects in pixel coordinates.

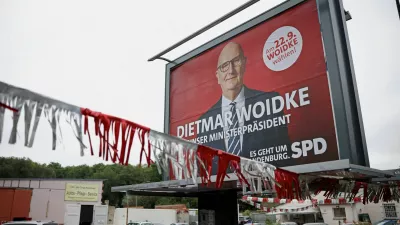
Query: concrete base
[{"left": 198, "top": 190, "right": 238, "bottom": 225}]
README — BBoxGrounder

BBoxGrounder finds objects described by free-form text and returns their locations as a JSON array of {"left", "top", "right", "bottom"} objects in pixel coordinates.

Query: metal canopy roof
[
  {"left": 372, "top": 169, "right": 400, "bottom": 183},
  {"left": 111, "top": 160, "right": 395, "bottom": 196},
  {"left": 282, "top": 159, "right": 393, "bottom": 180},
  {"left": 111, "top": 178, "right": 243, "bottom": 197}
]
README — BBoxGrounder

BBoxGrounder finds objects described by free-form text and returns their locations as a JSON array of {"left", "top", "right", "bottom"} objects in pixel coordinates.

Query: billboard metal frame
[{"left": 164, "top": 0, "right": 369, "bottom": 172}]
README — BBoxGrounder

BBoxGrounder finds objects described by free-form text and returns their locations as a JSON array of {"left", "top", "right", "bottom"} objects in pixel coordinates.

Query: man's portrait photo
[{"left": 198, "top": 41, "right": 292, "bottom": 161}]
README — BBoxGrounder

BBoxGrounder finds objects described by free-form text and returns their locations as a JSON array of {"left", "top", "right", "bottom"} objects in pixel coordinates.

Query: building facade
[{"left": 0, "top": 178, "right": 105, "bottom": 224}]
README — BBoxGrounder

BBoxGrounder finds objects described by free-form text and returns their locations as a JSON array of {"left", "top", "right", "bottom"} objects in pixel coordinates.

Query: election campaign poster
[{"left": 167, "top": 0, "right": 339, "bottom": 168}]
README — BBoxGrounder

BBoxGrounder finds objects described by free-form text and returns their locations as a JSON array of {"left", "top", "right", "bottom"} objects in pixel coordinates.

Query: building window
[
  {"left": 383, "top": 203, "right": 398, "bottom": 218},
  {"left": 333, "top": 207, "right": 346, "bottom": 219}
]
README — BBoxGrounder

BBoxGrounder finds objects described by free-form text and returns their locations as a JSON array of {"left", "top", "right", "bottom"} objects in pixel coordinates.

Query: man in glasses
[{"left": 198, "top": 41, "right": 291, "bottom": 168}]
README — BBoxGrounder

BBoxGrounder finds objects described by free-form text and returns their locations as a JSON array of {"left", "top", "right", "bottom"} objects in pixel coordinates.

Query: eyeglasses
[{"left": 217, "top": 55, "right": 244, "bottom": 73}]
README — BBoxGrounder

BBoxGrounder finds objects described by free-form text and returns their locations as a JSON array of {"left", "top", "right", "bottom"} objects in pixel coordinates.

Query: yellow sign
[{"left": 65, "top": 183, "right": 99, "bottom": 202}]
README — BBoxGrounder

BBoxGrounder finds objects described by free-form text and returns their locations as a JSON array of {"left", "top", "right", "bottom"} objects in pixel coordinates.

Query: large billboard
[{"left": 164, "top": 0, "right": 369, "bottom": 170}]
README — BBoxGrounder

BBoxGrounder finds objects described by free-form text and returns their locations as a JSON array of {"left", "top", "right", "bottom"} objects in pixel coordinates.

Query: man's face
[{"left": 216, "top": 43, "right": 246, "bottom": 92}]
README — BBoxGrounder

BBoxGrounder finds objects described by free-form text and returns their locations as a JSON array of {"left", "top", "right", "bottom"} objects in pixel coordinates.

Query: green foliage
[
  {"left": 243, "top": 209, "right": 251, "bottom": 217},
  {"left": 238, "top": 199, "right": 256, "bottom": 211},
  {"left": 265, "top": 218, "right": 280, "bottom": 225},
  {"left": 0, "top": 157, "right": 56, "bottom": 178},
  {"left": 0, "top": 157, "right": 196, "bottom": 207}
]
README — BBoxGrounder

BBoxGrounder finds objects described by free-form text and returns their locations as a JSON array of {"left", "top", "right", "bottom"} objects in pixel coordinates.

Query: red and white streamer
[
  {"left": 242, "top": 195, "right": 361, "bottom": 205},
  {"left": 243, "top": 196, "right": 298, "bottom": 204},
  {"left": 319, "top": 197, "right": 362, "bottom": 204},
  {"left": 243, "top": 199, "right": 316, "bottom": 213},
  {"left": 0, "top": 80, "right": 301, "bottom": 195},
  {"left": 240, "top": 157, "right": 277, "bottom": 193},
  {"left": 149, "top": 130, "right": 199, "bottom": 184}
]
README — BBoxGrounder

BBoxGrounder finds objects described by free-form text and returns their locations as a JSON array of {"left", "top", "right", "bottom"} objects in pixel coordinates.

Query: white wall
[
  {"left": 107, "top": 206, "right": 115, "bottom": 225},
  {"left": 318, "top": 199, "right": 400, "bottom": 225},
  {"left": 114, "top": 208, "right": 178, "bottom": 225},
  {"left": 113, "top": 207, "right": 127, "bottom": 225},
  {"left": 364, "top": 201, "right": 400, "bottom": 224},
  {"left": 365, "top": 203, "right": 383, "bottom": 224},
  {"left": 319, "top": 203, "right": 364, "bottom": 225},
  {"left": 177, "top": 212, "right": 190, "bottom": 223}
]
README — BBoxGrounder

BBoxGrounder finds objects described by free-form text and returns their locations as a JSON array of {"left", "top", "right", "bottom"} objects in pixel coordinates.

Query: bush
[{"left": 265, "top": 218, "right": 280, "bottom": 225}]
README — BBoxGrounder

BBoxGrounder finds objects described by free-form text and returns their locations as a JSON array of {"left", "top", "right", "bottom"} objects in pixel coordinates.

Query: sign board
[
  {"left": 164, "top": 0, "right": 369, "bottom": 175},
  {"left": 65, "top": 183, "right": 99, "bottom": 202}
]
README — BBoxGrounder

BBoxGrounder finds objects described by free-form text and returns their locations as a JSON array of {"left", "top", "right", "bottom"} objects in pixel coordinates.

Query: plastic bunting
[
  {"left": 305, "top": 177, "right": 400, "bottom": 203},
  {"left": 215, "top": 150, "right": 248, "bottom": 188},
  {"left": 275, "top": 168, "right": 302, "bottom": 200},
  {"left": 80, "top": 108, "right": 151, "bottom": 166},
  {"left": 148, "top": 129, "right": 299, "bottom": 191},
  {"left": 240, "top": 157, "right": 278, "bottom": 193},
  {"left": 4, "top": 81, "right": 400, "bottom": 202},
  {"left": 0, "top": 81, "right": 85, "bottom": 155},
  {"left": 0, "top": 80, "right": 300, "bottom": 195},
  {"left": 243, "top": 198, "right": 316, "bottom": 213},
  {"left": 149, "top": 130, "right": 199, "bottom": 184},
  {"left": 148, "top": 130, "right": 251, "bottom": 189}
]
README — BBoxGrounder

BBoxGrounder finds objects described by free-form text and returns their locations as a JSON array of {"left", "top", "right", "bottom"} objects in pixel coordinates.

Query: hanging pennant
[
  {"left": 215, "top": 150, "right": 248, "bottom": 189},
  {"left": 196, "top": 145, "right": 218, "bottom": 185},
  {"left": 240, "top": 157, "right": 277, "bottom": 193},
  {"left": 148, "top": 130, "right": 199, "bottom": 184},
  {"left": 0, "top": 81, "right": 83, "bottom": 153},
  {"left": 0, "top": 81, "right": 298, "bottom": 194},
  {"left": 242, "top": 198, "right": 315, "bottom": 213},
  {"left": 274, "top": 168, "right": 301, "bottom": 200},
  {"left": 80, "top": 108, "right": 151, "bottom": 166}
]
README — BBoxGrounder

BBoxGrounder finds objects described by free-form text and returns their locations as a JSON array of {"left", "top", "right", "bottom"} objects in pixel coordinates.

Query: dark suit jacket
[{"left": 198, "top": 86, "right": 292, "bottom": 174}]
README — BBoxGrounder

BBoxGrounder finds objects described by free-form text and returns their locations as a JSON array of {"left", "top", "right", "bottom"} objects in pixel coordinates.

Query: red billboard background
[{"left": 168, "top": 0, "right": 339, "bottom": 167}]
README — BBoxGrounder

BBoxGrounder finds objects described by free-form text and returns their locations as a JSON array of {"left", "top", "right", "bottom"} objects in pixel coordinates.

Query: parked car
[
  {"left": 239, "top": 216, "right": 251, "bottom": 225},
  {"left": 128, "top": 222, "right": 154, "bottom": 225},
  {"left": 241, "top": 220, "right": 252, "bottom": 225},
  {"left": 281, "top": 222, "right": 298, "bottom": 225},
  {"left": 2, "top": 221, "right": 58, "bottom": 225},
  {"left": 373, "top": 219, "right": 400, "bottom": 225}
]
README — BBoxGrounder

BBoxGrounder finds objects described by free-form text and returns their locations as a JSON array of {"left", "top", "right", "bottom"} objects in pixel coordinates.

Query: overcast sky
[{"left": 0, "top": 0, "right": 399, "bottom": 170}]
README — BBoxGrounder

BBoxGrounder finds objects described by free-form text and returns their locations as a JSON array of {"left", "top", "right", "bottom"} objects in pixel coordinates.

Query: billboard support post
[{"left": 317, "top": 0, "right": 369, "bottom": 166}]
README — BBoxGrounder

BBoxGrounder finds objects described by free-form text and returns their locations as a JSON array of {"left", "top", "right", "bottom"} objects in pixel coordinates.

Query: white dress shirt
[{"left": 221, "top": 87, "right": 245, "bottom": 154}]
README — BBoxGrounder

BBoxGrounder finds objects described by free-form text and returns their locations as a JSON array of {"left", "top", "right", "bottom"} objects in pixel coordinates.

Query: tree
[{"left": 48, "top": 162, "right": 65, "bottom": 178}]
